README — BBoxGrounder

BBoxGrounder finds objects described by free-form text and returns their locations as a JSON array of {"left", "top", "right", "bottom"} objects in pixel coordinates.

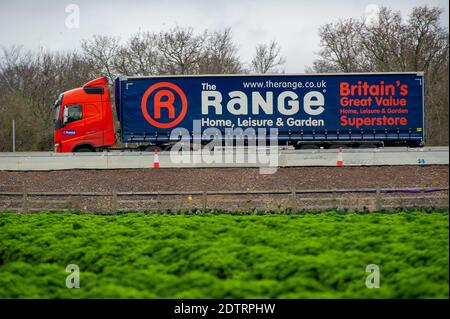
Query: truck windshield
[
  {"left": 54, "top": 94, "right": 63, "bottom": 129},
  {"left": 54, "top": 105, "right": 61, "bottom": 122}
]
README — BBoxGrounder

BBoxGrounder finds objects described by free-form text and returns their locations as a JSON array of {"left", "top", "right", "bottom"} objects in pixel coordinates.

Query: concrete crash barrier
[{"left": 0, "top": 147, "right": 448, "bottom": 171}]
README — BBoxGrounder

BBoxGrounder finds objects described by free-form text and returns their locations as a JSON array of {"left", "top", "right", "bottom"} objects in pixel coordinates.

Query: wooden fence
[{"left": 0, "top": 187, "right": 448, "bottom": 213}]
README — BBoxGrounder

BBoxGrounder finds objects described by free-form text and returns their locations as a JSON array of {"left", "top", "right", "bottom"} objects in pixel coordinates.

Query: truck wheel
[{"left": 74, "top": 147, "right": 95, "bottom": 152}]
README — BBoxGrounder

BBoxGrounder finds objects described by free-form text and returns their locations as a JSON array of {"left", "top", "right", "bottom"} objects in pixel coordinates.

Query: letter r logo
[
  {"left": 141, "top": 82, "right": 188, "bottom": 128},
  {"left": 154, "top": 90, "right": 175, "bottom": 119}
]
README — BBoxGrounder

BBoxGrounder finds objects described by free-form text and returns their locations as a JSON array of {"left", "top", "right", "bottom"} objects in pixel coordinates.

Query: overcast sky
[{"left": 0, "top": 0, "right": 448, "bottom": 72}]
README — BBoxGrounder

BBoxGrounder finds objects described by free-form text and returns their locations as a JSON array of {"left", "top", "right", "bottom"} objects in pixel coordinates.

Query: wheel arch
[{"left": 72, "top": 143, "right": 96, "bottom": 152}]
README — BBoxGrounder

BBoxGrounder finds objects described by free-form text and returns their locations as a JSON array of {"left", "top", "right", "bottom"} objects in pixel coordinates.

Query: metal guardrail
[{"left": 1, "top": 187, "right": 448, "bottom": 213}]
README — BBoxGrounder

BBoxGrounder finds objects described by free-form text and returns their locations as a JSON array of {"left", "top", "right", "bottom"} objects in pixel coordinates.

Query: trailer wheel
[
  {"left": 144, "top": 145, "right": 163, "bottom": 152},
  {"left": 358, "top": 144, "right": 378, "bottom": 149},
  {"left": 329, "top": 144, "right": 349, "bottom": 149},
  {"left": 299, "top": 145, "right": 320, "bottom": 150}
]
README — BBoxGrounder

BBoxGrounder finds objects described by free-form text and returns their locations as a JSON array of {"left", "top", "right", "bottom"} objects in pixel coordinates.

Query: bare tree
[
  {"left": 157, "top": 27, "right": 206, "bottom": 74},
  {"left": 360, "top": 8, "right": 408, "bottom": 71},
  {"left": 251, "top": 40, "right": 286, "bottom": 73},
  {"left": 406, "top": 7, "right": 449, "bottom": 72},
  {"left": 0, "top": 47, "right": 96, "bottom": 151},
  {"left": 81, "top": 35, "right": 121, "bottom": 81},
  {"left": 312, "top": 19, "right": 367, "bottom": 73},
  {"left": 199, "top": 28, "right": 243, "bottom": 74},
  {"left": 115, "top": 32, "right": 160, "bottom": 76},
  {"left": 309, "top": 5, "right": 449, "bottom": 145}
]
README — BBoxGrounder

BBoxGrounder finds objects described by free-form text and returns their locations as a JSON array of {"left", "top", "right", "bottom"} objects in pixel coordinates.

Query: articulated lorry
[{"left": 53, "top": 72, "right": 425, "bottom": 152}]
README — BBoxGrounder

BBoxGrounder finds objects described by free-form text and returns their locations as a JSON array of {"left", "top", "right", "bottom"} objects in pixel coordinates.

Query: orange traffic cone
[
  {"left": 336, "top": 147, "right": 343, "bottom": 167},
  {"left": 153, "top": 148, "right": 160, "bottom": 168}
]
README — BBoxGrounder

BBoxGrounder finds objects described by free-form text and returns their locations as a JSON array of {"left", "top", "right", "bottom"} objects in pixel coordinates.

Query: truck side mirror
[{"left": 63, "top": 107, "right": 69, "bottom": 125}]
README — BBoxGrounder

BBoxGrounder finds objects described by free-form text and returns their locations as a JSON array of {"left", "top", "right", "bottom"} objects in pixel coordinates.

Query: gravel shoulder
[{"left": 0, "top": 166, "right": 447, "bottom": 192}]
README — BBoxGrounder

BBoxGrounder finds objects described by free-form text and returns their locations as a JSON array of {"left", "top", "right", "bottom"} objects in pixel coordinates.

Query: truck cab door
[
  {"left": 83, "top": 103, "right": 104, "bottom": 146},
  {"left": 61, "top": 104, "right": 85, "bottom": 152}
]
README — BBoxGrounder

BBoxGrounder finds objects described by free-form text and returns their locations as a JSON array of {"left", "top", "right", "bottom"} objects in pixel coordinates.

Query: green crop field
[{"left": 0, "top": 211, "right": 448, "bottom": 298}]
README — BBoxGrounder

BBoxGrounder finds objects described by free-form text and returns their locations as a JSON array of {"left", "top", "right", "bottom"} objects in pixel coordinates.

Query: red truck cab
[{"left": 54, "top": 77, "right": 115, "bottom": 152}]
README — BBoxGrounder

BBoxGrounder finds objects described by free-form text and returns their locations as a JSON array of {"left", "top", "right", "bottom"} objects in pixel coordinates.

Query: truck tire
[
  {"left": 74, "top": 146, "right": 95, "bottom": 152},
  {"left": 163, "top": 144, "right": 173, "bottom": 151},
  {"left": 329, "top": 144, "right": 349, "bottom": 149},
  {"left": 144, "top": 145, "right": 163, "bottom": 152},
  {"left": 299, "top": 145, "right": 319, "bottom": 150},
  {"left": 358, "top": 144, "right": 378, "bottom": 149}
]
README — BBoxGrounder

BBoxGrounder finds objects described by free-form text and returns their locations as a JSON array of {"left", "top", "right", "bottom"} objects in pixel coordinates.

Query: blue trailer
[{"left": 113, "top": 72, "right": 424, "bottom": 150}]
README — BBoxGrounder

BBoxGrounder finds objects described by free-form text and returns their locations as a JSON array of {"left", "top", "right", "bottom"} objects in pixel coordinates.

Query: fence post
[
  {"left": 156, "top": 192, "right": 161, "bottom": 212},
  {"left": 332, "top": 190, "right": 337, "bottom": 210},
  {"left": 375, "top": 188, "right": 382, "bottom": 211},
  {"left": 290, "top": 190, "right": 297, "bottom": 211},
  {"left": 247, "top": 189, "right": 253, "bottom": 212},
  {"left": 67, "top": 194, "right": 73, "bottom": 211},
  {"left": 179, "top": 195, "right": 184, "bottom": 212},
  {"left": 420, "top": 188, "right": 425, "bottom": 206},
  {"left": 22, "top": 191, "right": 28, "bottom": 213},
  {"left": 111, "top": 191, "right": 118, "bottom": 212},
  {"left": 202, "top": 191, "right": 207, "bottom": 211}
]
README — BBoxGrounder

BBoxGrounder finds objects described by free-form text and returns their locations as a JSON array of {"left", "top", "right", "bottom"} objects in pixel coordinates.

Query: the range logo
[{"left": 141, "top": 82, "right": 188, "bottom": 128}]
